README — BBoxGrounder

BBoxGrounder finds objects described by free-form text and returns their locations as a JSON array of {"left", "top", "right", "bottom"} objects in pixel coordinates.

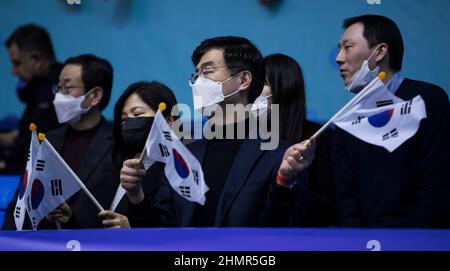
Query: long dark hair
[
  {"left": 265, "top": 53, "right": 306, "bottom": 143},
  {"left": 112, "top": 81, "right": 178, "bottom": 163}
]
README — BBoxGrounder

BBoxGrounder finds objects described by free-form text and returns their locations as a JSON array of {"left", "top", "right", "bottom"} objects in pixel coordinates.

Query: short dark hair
[
  {"left": 113, "top": 81, "right": 178, "bottom": 161},
  {"left": 343, "top": 14, "right": 404, "bottom": 72},
  {"left": 5, "top": 24, "right": 56, "bottom": 61},
  {"left": 265, "top": 54, "right": 306, "bottom": 143},
  {"left": 192, "top": 36, "right": 265, "bottom": 103},
  {"left": 63, "top": 54, "right": 113, "bottom": 111}
]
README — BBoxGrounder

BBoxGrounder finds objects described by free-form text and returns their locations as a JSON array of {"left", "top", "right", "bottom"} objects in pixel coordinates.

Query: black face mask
[{"left": 121, "top": 117, "right": 155, "bottom": 155}]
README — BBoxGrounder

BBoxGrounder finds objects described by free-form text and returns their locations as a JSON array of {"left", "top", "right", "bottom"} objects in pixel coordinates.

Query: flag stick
[
  {"left": 55, "top": 220, "right": 61, "bottom": 230},
  {"left": 138, "top": 149, "right": 146, "bottom": 165},
  {"left": 310, "top": 72, "right": 386, "bottom": 140},
  {"left": 39, "top": 134, "right": 105, "bottom": 212}
]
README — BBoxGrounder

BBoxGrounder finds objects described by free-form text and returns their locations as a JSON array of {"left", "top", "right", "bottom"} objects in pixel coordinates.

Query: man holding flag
[
  {"left": 120, "top": 36, "right": 315, "bottom": 227},
  {"left": 37, "top": 54, "right": 115, "bottom": 229},
  {"left": 24, "top": 133, "right": 86, "bottom": 230},
  {"left": 332, "top": 15, "right": 450, "bottom": 228}
]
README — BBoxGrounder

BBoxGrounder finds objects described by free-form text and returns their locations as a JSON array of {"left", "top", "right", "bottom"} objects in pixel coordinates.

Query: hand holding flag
[
  {"left": 25, "top": 133, "right": 104, "bottom": 230},
  {"left": 141, "top": 103, "right": 209, "bottom": 205}
]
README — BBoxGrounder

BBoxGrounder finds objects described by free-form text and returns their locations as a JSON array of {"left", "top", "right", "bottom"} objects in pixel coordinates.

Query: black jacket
[
  {"left": 333, "top": 79, "right": 450, "bottom": 228},
  {"left": 3, "top": 63, "right": 62, "bottom": 174},
  {"left": 288, "top": 120, "right": 337, "bottom": 227},
  {"left": 127, "top": 137, "right": 296, "bottom": 227},
  {"left": 46, "top": 119, "right": 117, "bottom": 228},
  {"left": 1, "top": 118, "right": 117, "bottom": 230}
]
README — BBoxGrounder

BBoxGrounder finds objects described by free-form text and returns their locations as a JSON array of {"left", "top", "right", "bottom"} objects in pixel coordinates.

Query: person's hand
[
  {"left": 120, "top": 158, "right": 146, "bottom": 204},
  {"left": 98, "top": 210, "right": 130, "bottom": 229},
  {"left": 46, "top": 202, "right": 72, "bottom": 225},
  {"left": 277, "top": 139, "right": 316, "bottom": 186}
]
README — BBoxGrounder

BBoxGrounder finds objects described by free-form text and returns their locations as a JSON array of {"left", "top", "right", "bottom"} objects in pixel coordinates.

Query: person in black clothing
[
  {"left": 97, "top": 81, "right": 179, "bottom": 228},
  {"left": 2, "top": 54, "right": 116, "bottom": 230},
  {"left": 120, "top": 36, "right": 315, "bottom": 227},
  {"left": 334, "top": 14, "right": 450, "bottom": 228},
  {"left": 2, "top": 24, "right": 62, "bottom": 174},
  {"left": 42, "top": 54, "right": 116, "bottom": 229},
  {"left": 256, "top": 53, "right": 336, "bottom": 227}
]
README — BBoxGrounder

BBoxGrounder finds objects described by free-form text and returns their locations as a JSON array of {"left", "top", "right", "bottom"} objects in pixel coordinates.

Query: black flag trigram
[
  {"left": 192, "top": 170, "right": 199, "bottom": 185},
  {"left": 36, "top": 159, "right": 45, "bottom": 171},
  {"left": 179, "top": 186, "right": 191, "bottom": 198},
  {"left": 27, "top": 150, "right": 31, "bottom": 162},
  {"left": 15, "top": 206, "right": 21, "bottom": 219},
  {"left": 401, "top": 100, "right": 413, "bottom": 115},
  {"left": 352, "top": 116, "right": 366, "bottom": 125},
  {"left": 382, "top": 128, "right": 399, "bottom": 141},
  {"left": 51, "top": 179, "right": 63, "bottom": 196},
  {"left": 159, "top": 144, "right": 170, "bottom": 157},
  {"left": 163, "top": 131, "right": 172, "bottom": 141},
  {"left": 376, "top": 99, "right": 394, "bottom": 107}
]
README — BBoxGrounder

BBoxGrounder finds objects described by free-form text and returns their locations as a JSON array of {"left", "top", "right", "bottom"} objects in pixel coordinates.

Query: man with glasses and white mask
[
  {"left": 121, "top": 36, "right": 315, "bottom": 227},
  {"left": 36, "top": 54, "right": 117, "bottom": 229}
]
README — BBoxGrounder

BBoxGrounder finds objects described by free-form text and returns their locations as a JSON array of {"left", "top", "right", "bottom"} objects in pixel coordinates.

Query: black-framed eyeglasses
[{"left": 52, "top": 84, "right": 85, "bottom": 95}]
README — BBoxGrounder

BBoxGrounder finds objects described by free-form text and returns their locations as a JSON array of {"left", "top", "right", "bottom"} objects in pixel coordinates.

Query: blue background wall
[{"left": 1, "top": 0, "right": 449, "bottom": 123}]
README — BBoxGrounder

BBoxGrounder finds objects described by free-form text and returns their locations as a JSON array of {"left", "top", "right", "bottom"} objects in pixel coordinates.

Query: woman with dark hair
[
  {"left": 98, "top": 81, "right": 179, "bottom": 228},
  {"left": 256, "top": 53, "right": 336, "bottom": 227}
]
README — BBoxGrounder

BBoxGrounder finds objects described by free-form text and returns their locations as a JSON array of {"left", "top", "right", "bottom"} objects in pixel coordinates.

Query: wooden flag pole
[{"left": 55, "top": 220, "right": 61, "bottom": 230}]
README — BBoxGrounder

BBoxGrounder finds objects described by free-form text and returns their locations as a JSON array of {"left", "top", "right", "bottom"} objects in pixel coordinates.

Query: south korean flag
[
  {"left": 143, "top": 103, "right": 209, "bottom": 205},
  {"left": 334, "top": 77, "right": 427, "bottom": 152},
  {"left": 14, "top": 124, "right": 40, "bottom": 230},
  {"left": 25, "top": 137, "right": 82, "bottom": 230}
]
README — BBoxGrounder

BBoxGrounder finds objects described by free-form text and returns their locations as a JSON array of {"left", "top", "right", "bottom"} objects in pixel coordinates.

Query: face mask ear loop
[
  {"left": 222, "top": 71, "right": 244, "bottom": 99},
  {"left": 367, "top": 45, "right": 381, "bottom": 70},
  {"left": 346, "top": 45, "right": 380, "bottom": 91}
]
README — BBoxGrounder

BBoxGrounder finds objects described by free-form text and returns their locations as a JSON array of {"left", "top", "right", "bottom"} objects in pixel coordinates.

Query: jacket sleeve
[
  {"left": 333, "top": 127, "right": 363, "bottom": 227},
  {"left": 413, "top": 89, "right": 450, "bottom": 227},
  {"left": 127, "top": 164, "right": 177, "bottom": 227}
]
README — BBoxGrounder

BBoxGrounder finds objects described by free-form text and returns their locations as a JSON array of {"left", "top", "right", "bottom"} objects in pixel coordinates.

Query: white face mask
[
  {"left": 251, "top": 95, "right": 272, "bottom": 116},
  {"left": 345, "top": 46, "right": 381, "bottom": 93},
  {"left": 189, "top": 74, "right": 240, "bottom": 114},
  {"left": 53, "top": 91, "right": 92, "bottom": 124}
]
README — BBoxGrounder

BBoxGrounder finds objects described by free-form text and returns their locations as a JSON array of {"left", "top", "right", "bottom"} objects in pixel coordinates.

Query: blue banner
[{"left": 1, "top": 228, "right": 450, "bottom": 251}]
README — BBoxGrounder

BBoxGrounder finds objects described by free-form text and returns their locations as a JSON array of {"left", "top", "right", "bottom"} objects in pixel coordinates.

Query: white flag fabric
[
  {"left": 333, "top": 77, "right": 427, "bottom": 152},
  {"left": 143, "top": 109, "right": 209, "bottom": 205},
  {"left": 25, "top": 138, "right": 82, "bottom": 230},
  {"left": 14, "top": 129, "right": 40, "bottom": 231}
]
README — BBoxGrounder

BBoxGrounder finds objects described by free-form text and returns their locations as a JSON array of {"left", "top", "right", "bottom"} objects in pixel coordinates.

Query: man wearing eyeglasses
[
  {"left": 42, "top": 54, "right": 118, "bottom": 229},
  {"left": 121, "top": 36, "right": 315, "bottom": 227},
  {"left": 2, "top": 54, "right": 117, "bottom": 230}
]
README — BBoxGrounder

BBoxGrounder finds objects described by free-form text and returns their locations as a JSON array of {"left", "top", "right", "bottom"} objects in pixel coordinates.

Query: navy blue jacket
[
  {"left": 333, "top": 79, "right": 450, "bottom": 228},
  {"left": 128, "top": 137, "right": 295, "bottom": 227}
]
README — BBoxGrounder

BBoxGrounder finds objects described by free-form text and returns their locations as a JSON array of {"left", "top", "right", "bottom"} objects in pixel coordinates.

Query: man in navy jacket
[
  {"left": 120, "top": 36, "right": 315, "bottom": 227},
  {"left": 334, "top": 15, "right": 450, "bottom": 228}
]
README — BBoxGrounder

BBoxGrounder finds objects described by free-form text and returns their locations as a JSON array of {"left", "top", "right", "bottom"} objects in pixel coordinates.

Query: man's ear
[
  {"left": 84, "top": 86, "right": 103, "bottom": 108},
  {"left": 375, "top": 43, "right": 388, "bottom": 63},
  {"left": 237, "top": 70, "right": 252, "bottom": 91},
  {"left": 29, "top": 51, "right": 42, "bottom": 69}
]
